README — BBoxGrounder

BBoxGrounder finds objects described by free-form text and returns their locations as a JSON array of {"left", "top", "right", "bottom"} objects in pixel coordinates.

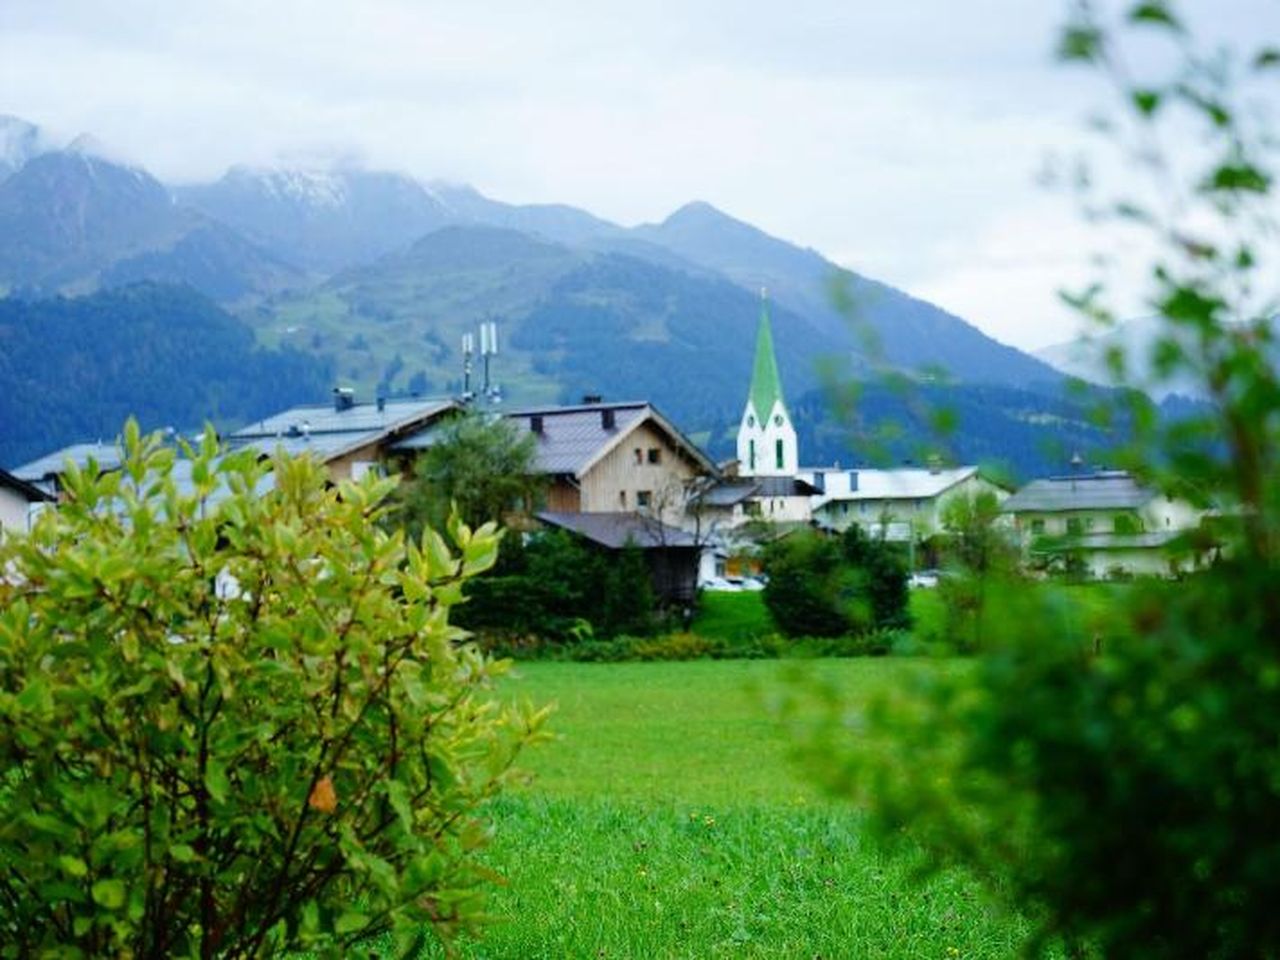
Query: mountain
[
  {"left": 632, "top": 201, "right": 1060, "bottom": 388},
  {"left": 0, "top": 115, "right": 50, "bottom": 183},
  {"left": 0, "top": 283, "right": 331, "bottom": 468},
  {"left": 430, "top": 182, "right": 624, "bottom": 246},
  {"left": 0, "top": 148, "right": 301, "bottom": 301},
  {"left": 177, "top": 167, "right": 457, "bottom": 272}
]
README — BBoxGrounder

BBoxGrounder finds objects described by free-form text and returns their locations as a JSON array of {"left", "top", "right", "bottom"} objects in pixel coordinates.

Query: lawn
[{"left": 411, "top": 660, "right": 1037, "bottom": 959}]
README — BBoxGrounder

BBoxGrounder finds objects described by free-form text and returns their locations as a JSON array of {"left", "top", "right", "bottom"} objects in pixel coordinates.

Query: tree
[
  {"left": 794, "top": 4, "right": 1280, "bottom": 956},
  {"left": 395, "top": 409, "right": 545, "bottom": 537},
  {"left": 0, "top": 423, "right": 550, "bottom": 958},
  {"left": 761, "top": 528, "right": 909, "bottom": 637}
]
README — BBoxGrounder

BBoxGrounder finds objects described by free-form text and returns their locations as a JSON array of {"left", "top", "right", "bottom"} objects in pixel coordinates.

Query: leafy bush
[
  {"left": 762, "top": 529, "right": 910, "bottom": 638},
  {"left": 0, "top": 424, "right": 549, "bottom": 958},
  {"left": 458, "top": 531, "right": 655, "bottom": 641}
]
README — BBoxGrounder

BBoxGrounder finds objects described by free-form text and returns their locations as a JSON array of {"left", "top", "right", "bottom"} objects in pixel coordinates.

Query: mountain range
[{"left": 0, "top": 113, "right": 1103, "bottom": 477}]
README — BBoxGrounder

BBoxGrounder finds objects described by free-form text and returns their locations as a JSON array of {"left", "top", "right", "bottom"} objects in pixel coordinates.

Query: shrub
[
  {"left": 762, "top": 529, "right": 911, "bottom": 638},
  {"left": 0, "top": 424, "right": 549, "bottom": 958}
]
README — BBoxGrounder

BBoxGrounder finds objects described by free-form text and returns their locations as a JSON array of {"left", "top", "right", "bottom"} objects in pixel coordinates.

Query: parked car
[
  {"left": 908, "top": 570, "right": 941, "bottom": 589},
  {"left": 701, "top": 576, "right": 742, "bottom": 592},
  {"left": 739, "top": 576, "right": 766, "bottom": 591}
]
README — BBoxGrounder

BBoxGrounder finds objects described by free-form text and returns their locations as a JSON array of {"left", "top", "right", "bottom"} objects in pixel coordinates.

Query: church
[{"left": 689, "top": 293, "right": 819, "bottom": 532}]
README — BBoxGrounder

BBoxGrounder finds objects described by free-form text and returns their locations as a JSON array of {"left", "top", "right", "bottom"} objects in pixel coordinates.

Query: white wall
[{"left": 0, "top": 487, "right": 37, "bottom": 539}]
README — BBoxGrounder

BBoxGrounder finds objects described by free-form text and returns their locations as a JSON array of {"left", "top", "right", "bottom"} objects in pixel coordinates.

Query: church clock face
[
  {"left": 747, "top": 415, "right": 755, "bottom": 427},
  {"left": 774, "top": 415, "right": 784, "bottom": 426}
]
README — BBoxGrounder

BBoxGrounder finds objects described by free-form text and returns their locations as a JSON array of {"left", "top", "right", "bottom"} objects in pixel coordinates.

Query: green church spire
[{"left": 749, "top": 288, "right": 784, "bottom": 421}]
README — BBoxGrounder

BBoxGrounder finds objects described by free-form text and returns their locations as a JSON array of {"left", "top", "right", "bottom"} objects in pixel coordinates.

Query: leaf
[
  {"left": 1254, "top": 47, "right": 1280, "bottom": 70},
  {"left": 91, "top": 878, "right": 126, "bottom": 910},
  {"left": 308, "top": 775, "right": 338, "bottom": 814},
  {"left": 205, "top": 759, "right": 230, "bottom": 804},
  {"left": 1131, "top": 89, "right": 1161, "bottom": 117},
  {"left": 58, "top": 856, "right": 89, "bottom": 878},
  {"left": 335, "top": 910, "right": 370, "bottom": 935},
  {"left": 1128, "top": 2, "right": 1183, "bottom": 31}
]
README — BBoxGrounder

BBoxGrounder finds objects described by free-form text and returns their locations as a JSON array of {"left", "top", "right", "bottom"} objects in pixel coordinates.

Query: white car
[
  {"left": 701, "top": 576, "right": 742, "bottom": 592},
  {"left": 908, "top": 570, "right": 941, "bottom": 589}
]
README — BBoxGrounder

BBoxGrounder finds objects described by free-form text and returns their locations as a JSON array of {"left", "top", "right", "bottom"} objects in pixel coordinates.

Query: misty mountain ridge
[{"left": 0, "top": 112, "right": 1089, "bottom": 477}]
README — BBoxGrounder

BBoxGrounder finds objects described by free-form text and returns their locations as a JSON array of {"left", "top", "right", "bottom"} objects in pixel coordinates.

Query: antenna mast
[{"left": 461, "top": 331, "right": 475, "bottom": 401}]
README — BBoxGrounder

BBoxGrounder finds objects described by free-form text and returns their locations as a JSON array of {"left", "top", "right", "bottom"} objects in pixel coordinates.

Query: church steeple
[
  {"left": 737, "top": 288, "right": 798, "bottom": 477},
  {"left": 749, "top": 290, "right": 784, "bottom": 425}
]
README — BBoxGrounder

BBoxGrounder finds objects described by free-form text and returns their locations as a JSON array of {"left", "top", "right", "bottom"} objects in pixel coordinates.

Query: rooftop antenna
[
  {"left": 461, "top": 331, "right": 475, "bottom": 401},
  {"left": 480, "top": 319, "right": 499, "bottom": 402}
]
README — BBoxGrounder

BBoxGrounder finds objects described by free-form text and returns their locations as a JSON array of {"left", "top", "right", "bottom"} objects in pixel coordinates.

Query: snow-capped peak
[{"left": 230, "top": 166, "right": 350, "bottom": 208}]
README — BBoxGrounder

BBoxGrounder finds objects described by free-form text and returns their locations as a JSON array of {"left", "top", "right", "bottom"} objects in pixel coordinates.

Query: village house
[
  {"left": 1000, "top": 470, "right": 1205, "bottom": 577},
  {"left": 492, "top": 399, "right": 718, "bottom": 525},
  {"left": 227, "top": 388, "right": 459, "bottom": 481},
  {"left": 0, "top": 466, "right": 54, "bottom": 539},
  {"left": 800, "top": 464, "right": 1007, "bottom": 542}
]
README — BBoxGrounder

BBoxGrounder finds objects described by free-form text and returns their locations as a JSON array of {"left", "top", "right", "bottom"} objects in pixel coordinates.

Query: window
[
  {"left": 747, "top": 415, "right": 755, "bottom": 428},
  {"left": 647, "top": 448, "right": 661, "bottom": 464},
  {"left": 1031, "top": 518, "right": 1045, "bottom": 535},
  {"left": 637, "top": 490, "right": 651, "bottom": 508},
  {"left": 774, "top": 414, "right": 784, "bottom": 427},
  {"left": 633, "top": 448, "right": 642, "bottom": 465},
  {"left": 775, "top": 438, "right": 784, "bottom": 470},
  {"left": 619, "top": 490, "right": 627, "bottom": 508},
  {"left": 1066, "top": 517, "right": 1083, "bottom": 536},
  {"left": 749, "top": 439, "right": 756, "bottom": 471}
]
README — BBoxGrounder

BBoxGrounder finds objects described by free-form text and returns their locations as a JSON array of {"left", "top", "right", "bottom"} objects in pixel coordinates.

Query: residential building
[
  {"left": 12, "top": 441, "right": 124, "bottom": 497},
  {"left": 536, "top": 510, "right": 702, "bottom": 603},
  {"left": 489, "top": 400, "right": 718, "bottom": 525},
  {"left": 228, "top": 388, "right": 459, "bottom": 481},
  {"left": 0, "top": 467, "right": 54, "bottom": 539},
  {"left": 801, "top": 465, "right": 1007, "bottom": 542},
  {"left": 1000, "top": 470, "right": 1205, "bottom": 577}
]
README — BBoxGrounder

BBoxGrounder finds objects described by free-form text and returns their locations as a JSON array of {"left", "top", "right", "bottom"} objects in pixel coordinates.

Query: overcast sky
[{"left": 1, "top": 1, "right": 1273, "bottom": 351}]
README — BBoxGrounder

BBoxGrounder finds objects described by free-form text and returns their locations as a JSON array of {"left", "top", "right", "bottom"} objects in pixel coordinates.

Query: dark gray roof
[
  {"left": 13, "top": 442, "right": 124, "bottom": 483},
  {"left": 503, "top": 401, "right": 715, "bottom": 477},
  {"left": 0, "top": 467, "right": 54, "bottom": 502},
  {"left": 697, "top": 475, "right": 819, "bottom": 506},
  {"left": 1002, "top": 472, "right": 1154, "bottom": 513},
  {"left": 229, "top": 397, "right": 457, "bottom": 462},
  {"left": 536, "top": 511, "right": 700, "bottom": 549}
]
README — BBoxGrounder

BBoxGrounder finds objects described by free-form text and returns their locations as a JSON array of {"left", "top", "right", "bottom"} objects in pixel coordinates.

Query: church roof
[{"left": 749, "top": 296, "right": 785, "bottom": 420}]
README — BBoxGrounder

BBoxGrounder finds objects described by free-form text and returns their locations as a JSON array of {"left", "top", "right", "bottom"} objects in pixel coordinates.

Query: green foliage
[
  {"left": 393, "top": 408, "right": 545, "bottom": 536},
  {"left": 689, "top": 590, "right": 777, "bottom": 642},
  {"left": 762, "top": 529, "right": 910, "bottom": 638},
  {"left": 0, "top": 283, "right": 331, "bottom": 468},
  {"left": 761, "top": 532, "right": 852, "bottom": 637},
  {"left": 0, "top": 423, "right": 549, "bottom": 958},
  {"left": 456, "top": 530, "right": 655, "bottom": 641},
  {"left": 800, "top": 5, "right": 1280, "bottom": 957}
]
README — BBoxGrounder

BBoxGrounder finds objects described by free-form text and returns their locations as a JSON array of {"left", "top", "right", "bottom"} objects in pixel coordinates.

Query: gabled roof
[
  {"left": 1001, "top": 472, "right": 1154, "bottom": 514},
  {"left": 504, "top": 401, "right": 716, "bottom": 478},
  {"left": 697, "top": 475, "right": 820, "bottom": 507},
  {"left": 809, "top": 466, "right": 979, "bottom": 506},
  {"left": 228, "top": 396, "right": 458, "bottom": 463},
  {"left": 0, "top": 466, "right": 54, "bottom": 502},
  {"left": 748, "top": 296, "right": 785, "bottom": 419},
  {"left": 13, "top": 442, "right": 124, "bottom": 484},
  {"left": 536, "top": 510, "right": 700, "bottom": 549}
]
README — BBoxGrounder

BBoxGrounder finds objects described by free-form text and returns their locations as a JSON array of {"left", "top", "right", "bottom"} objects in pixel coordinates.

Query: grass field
[{"left": 412, "top": 660, "right": 1036, "bottom": 959}]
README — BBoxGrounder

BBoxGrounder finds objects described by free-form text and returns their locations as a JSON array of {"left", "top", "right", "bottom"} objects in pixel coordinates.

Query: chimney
[
  {"left": 849, "top": 470, "right": 859, "bottom": 492},
  {"left": 812, "top": 471, "right": 825, "bottom": 493},
  {"left": 333, "top": 386, "right": 355, "bottom": 412},
  {"left": 582, "top": 394, "right": 602, "bottom": 405},
  {"left": 530, "top": 414, "right": 544, "bottom": 435},
  {"left": 376, "top": 396, "right": 386, "bottom": 413},
  {"left": 601, "top": 408, "right": 616, "bottom": 430}
]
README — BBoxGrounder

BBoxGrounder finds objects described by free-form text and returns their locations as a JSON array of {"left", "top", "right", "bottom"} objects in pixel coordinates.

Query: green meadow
[{"left": 414, "top": 660, "right": 1038, "bottom": 959}]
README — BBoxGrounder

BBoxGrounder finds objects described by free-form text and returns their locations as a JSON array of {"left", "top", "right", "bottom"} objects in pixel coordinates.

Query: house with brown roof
[{"left": 499, "top": 399, "right": 718, "bottom": 526}]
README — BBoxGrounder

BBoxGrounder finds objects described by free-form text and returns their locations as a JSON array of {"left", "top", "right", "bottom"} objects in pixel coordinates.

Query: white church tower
[{"left": 737, "top": 291, "right": 798, "bottom": 477}]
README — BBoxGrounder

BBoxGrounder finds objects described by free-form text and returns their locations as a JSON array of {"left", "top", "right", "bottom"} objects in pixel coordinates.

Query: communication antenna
[
  {"left": 461, "top": 331, "right": 475, "bottom": 401},
  {"left": 480, "top": 320, "right": 499, "bottom": 401}
]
